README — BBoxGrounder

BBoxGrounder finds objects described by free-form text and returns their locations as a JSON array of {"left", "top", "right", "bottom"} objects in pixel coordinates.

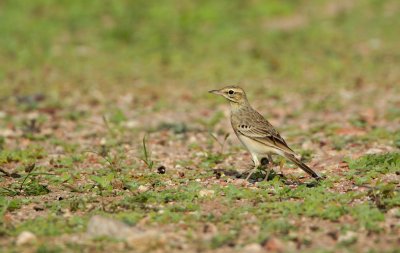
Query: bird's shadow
[
  {"left": 213, "top": 168, "right": 292, "bottom": 183},
  {"left": 213, "top": 168, "right": 242, "bottom": 179},
  {"left": 213, "top": 156, "right": 322, "bottom": 188}
]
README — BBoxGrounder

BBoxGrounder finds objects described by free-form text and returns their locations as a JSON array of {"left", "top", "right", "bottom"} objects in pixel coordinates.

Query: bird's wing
[{"left": 236, "top": 113, "right": 295, "bottom": 154}]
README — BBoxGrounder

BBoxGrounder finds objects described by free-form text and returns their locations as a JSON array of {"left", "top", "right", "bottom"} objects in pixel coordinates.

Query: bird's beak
[{"left": 209, "top": 89, "right": 222, "bottom": 95}]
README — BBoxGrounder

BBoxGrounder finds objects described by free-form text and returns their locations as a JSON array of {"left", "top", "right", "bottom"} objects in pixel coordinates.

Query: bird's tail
[{"left": 284, "top": 153, "right": 322, "bottom": 179}]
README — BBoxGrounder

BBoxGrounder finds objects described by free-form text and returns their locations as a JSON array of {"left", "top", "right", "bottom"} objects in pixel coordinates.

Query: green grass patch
[
  {"left": 0, "top": 146, "right": 46, "bottom": 165},
  {"left": 14, "top": 216, "right": 86, "bottom": 236},
  {"left": 346, "top": 152, "right": 400, "bottom": 185}
]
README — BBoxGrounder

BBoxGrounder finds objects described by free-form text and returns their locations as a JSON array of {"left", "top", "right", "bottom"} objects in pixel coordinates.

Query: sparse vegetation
[{"left": 0, "top": 0, "right": 399, "bottom": 252}]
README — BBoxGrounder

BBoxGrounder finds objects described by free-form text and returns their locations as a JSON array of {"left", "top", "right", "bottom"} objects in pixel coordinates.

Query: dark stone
[{"left": 157, "top": 166, "right": 166, "bottom": 174}]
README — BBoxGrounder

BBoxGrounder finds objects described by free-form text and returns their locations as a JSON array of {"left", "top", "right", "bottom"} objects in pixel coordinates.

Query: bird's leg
[
  {"left": 245, "top": 154, "right": 260, "bottom": 180},
  {"left": 259, "top": 157, "right": 270, "bottom": 180},
  {"left": 263, "top": 154, "right": 289, "bottom": 181},
  {"left": 263, "top": 154, "right": 273, "bottom": 181},
  {"left": 267, "top": 154, "right": 273, "bottom": 165},
  {"left": 245, "top": 165, "right": 258, "bottom": 180}
]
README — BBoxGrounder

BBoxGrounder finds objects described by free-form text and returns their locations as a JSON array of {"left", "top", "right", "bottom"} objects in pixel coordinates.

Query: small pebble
[
  {"left": 199, "top": 189, "right": 215, "bottom": 198},
  {"left": 157, "top": 165, "right": 166, "bottom": 174},
  {"left": 214, "top": 171, "right": 221, "bottom": 179},
  {"left": 338, "top": 231, "right": 357, "bottom": 244},
  {"left": 33, "top": 205, "right": 44, "bottom": 211},
  {"left": 138, "top": 185, "right": 149, "bottom": 193},
  {"left": 16, "top": 231, "right": 37, "bottom": 246},
  {"left": 243, "top": 243, "right": 263, "bottom": 253}
]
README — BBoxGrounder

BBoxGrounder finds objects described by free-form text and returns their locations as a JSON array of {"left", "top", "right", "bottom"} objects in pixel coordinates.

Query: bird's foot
[
  {"left": 243, "top": 156, "right": 278, "bottom": 181},
  {"left": 245, "top": 168, "right": 259, "bottom": 181},
  {"left": 244, "top": 166, "right": 276, "bottom": 181},
  {"left": 264, "top": 169, "right": 271, "bottom": 181}
]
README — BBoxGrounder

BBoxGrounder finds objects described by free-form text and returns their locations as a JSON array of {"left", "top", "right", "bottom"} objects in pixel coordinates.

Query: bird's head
[{"left": 209, "top": 86, "right": 247, "bottom": 104}]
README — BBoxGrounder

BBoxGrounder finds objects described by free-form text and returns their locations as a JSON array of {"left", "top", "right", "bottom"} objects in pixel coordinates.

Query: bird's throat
[
  {"left": 229, "top": 101, "right": 242, "bottom": 112},
  {"left": 230, "top": 100, "right": 250, "bottom": 113},
  {"left": 229, "top": 100, "right": 250, "bottom": 113}
]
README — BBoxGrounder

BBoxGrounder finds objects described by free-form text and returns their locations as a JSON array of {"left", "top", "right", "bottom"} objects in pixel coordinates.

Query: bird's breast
[{"left": 237, "top": 134, "right": 276, "bottom": 155}]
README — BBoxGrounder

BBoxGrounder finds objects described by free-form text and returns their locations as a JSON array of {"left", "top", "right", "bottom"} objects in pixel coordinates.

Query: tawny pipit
[{"left": 209, "top": 86, "right": 321, "bottom": 180}]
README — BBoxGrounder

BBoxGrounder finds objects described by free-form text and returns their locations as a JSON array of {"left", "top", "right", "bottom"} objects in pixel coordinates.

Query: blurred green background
[
  {"left": 0, "top": 0, "right": 399, "bottom": 101},
  {"left": 0, "top": 2, "right": 399, "bottom": 251}
]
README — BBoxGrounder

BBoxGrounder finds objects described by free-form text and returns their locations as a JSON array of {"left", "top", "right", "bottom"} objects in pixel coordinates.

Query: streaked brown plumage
[{"left": 209, "top": 86, "right": 321, "bottom": 180}]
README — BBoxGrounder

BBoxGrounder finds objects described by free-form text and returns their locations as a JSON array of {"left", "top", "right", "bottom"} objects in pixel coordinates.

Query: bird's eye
[{"left": 228, "top": 90, "right": 234, "bottom": 95}]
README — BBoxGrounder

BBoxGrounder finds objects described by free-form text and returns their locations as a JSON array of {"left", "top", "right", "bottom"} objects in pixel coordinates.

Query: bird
[{"left": 209, "top": 86, "right": 322, "bottom": 180}]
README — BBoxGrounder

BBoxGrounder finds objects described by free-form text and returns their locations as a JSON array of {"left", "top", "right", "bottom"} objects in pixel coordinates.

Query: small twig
[
  {"left": 209, "top": 132, "right": 230, "bottom": 154},
  {"left": 0, "top": 187, "right": 18, "bottom": 195},
  {"left": 29, "top": 172, "right": 55, "bottom": 176},
  {"left": 221, "top": 133, "right": 230, "bottom": 153},
  {"left": 84, "top": 149, "right": 124, "bottom": 172},
  {"left": 98, "top": 185, "right": 106, "bottom": 212},
  {"left": 62, "top": 183, "right": 83, "bottom": 193},
  {"left": 209, "top": 132, "right": 219, "bottom": 145},
  {"left": 0, "top": 168, "right": 10, "bottom": 177},
  {"left": 17, "top": 165, "right": 54, "bottom": 193},
  {"left": 141, "top": 134, "right": 154, "bottom": 169},
  {"left": 102, "top": 115, "right": 111, "bottom": 130},
  {"left": 19, "top": 163, "right": 36, "bottom": 192},
  {"left": 84, "top": 150, "right": 114, "bottom": 168},
  {"left": 102, "top": 115, "right": 116, "bottom": 136},
  {"left": 143, "top": 135, "right": 149, "bottom": 161}
]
